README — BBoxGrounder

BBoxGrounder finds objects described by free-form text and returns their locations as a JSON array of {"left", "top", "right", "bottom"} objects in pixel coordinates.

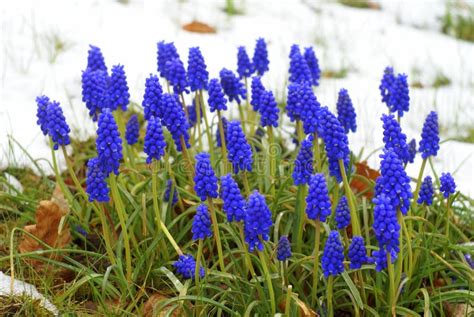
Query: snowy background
[{"left": 1, "top": 0, "right": 473, "bottom": 194}]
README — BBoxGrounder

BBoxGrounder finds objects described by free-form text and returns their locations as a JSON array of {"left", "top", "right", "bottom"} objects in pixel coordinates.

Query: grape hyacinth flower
[
  {"left": 226, "top": 120, "right": 253, "bottom": 173},
  {"left": 219, "top": 68, "right": 246, "bottom": 104},
  {"left": 373, "top": 193, "right": 400, "bottom": 256},
  {"left": 237, "top": 46, "right": 253, "bottom": 79},
  {"left": 252, "top": 38, "right": 269, "bottom": 76},
  {"left": 144, "top": 116, "right": 166, "bottom": 164},
  {"left": 317, "top": 106, "right": 350, "bottom": 182},
  {"left": 336, "top": 88, "right": 357, "bottom": 134},
  {"left": 419, "top": 111, "right": 440, "bottom": 159},
  {"left": 164, "top": 179, "right": 179, "bottom": 206},
  {"left": 187, "top": 47, "right": 209, "bottom": 92},
  {"left": 305, "top": 173, "right": 331, "bottom": 222},
  {"left": 142, "top": 74, "right": 163, "bottom": 120},
  {"left": 166, "top": 57, "right": 189, "bottom": 94},
  {"left": 381, "top": 114, "right": 410, "bottom": 164},
  {"left": 304, "top": 47, "right": 321, "bottom": 86},
  {"left": 220, "top": 174, "right": 246, "bottom": 222},
  {"left": 379, "top": 66, "right": 395, "bottom": 106},
  {"left": 207, "top": 78, "right": 228, "bottom": 112},
  {"left": 417, "top": 176, "right": 434, "bottom": 205},
  {"left": 187, "top": 101, "right": 202, "bottom": 127},
  {"left": 406, "top": 139, "right": 417, "bottom": 164},
  {"left": 285, "top": 83, "right": 301, "bottom": 122},
  {"left": 157, "top": 41, "right": 179, "bottom": 79},
  {"left": 299, "top": 83, "right": 321, "bottom": 135},
  {"left": 160, "top": 93, "right": 190, "bottom": 151},
  {"left": 277, "top": 236, "right": 292, "bottom": 261},
  {"left": 192, "top": 204, "right": 212, "bottom": 240},
  {"left": 335, "top": 197, "right": 351, "bottom": 230},
  {"left": 125, "top": 114, "right": 139, "bottom": 145},
  {"left": 321, "top": 231, "right": 345, "bottom": 277},
  {"left": 372, "top": 247, "right": 397, "bottom": 272},
  {"left": 388, "top": 73, "right": 410, "bottom": 117},
  {"left": 46, "top": 101, "right": 71, "bottom": 150},
  {"left": 194, "top": 152, "right": 219, "bottom": 201},
  {"left": 86, "top": 157, "right": 110, "bottom": 202},
  {"left": 440, "top": 173, "right": 456, "bottom": 198},
  {"left": 109, "top": 64, "right": 130, "bottom": 111},
  {"left": 96, "top": 108, "right": 123, "bottom": 175},
  {"left": 292, "top": 136, "right": 314, "bottom": 185},
  {"left": 244, "top": 190, "right": 273, "bottom": 252},
  {"left": 82, "top": 69, "right": 109, "bottom": 121},
  {"left": 174, "top": 254, "right": 204, "bottom": 280},
  {"left": 289, "top": 45, "right": 312, "bottom": 84},
  {"left": 258, "top": 90, "right": 279, "bottom": 127},
  {"left": 348, "top": 236, "right": 369, "bottom": 269},
  {"left": 216, "top": 117, "right": 228, "bottom": 147},
  {"left": 86, "top": 45, "right": 107, "bottom": 72},
  {"left": 36, "top": 95, "right": 50, "bottom": 135},
  {"left": 250, "top": 76, "right": 265, "bottom": 111}
]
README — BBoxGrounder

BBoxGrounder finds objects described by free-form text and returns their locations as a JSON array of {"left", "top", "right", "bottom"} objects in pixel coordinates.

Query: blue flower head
[
  {"left": 335, "top": 196, "right": 351, "bottom": 230},
  {"left": 379, "top": 66, "right": 395, "bottom": 106},
  {"left": 252, "top": 38, "right": 269, "bottom": 76},
  {"left": 381, "top": 114, "right": 410, "bottom": 164},
  {"left": 406, "top": 139, "right": 417, "bottom": 164},
  {"left": 219, "top": 68, "right": 246, "bottom": 104},
  {"left": 220, "top": 174, "right": 246, "bottom": 222},
  {"left": 216, "top": 116, "right": 228, "bottom": 148},
  {"left": 388, "top": 73, "right": 410, "bottom": 117},
  {"left": 164, "top": 179, "right": 179, "bottom": 206},
  {"left": 125, "top": 114, "right": 139, "bottom": 145},
  {"left": 86, "top": 157, "right": 110, "bottom": 202},
  {"left": 109, "top": 64, "right": 130, "bottom": 111},
  {"left": 192, "top": 204, "right": 212, "bottom": 240},
  {"left": 208, "top": 78, "right": 228, "bottom": 112},
  {"left": 157, "top": 41, "right": 179, "bottom": 79},
  {"left": 336, "top": 88, "right": 357, "bottom": 133},
  {"left": 194, "top": 152, "right": 219, "bottom": 201},
  {"left": 237, "top": 46, "right": 253, "bottom": 78},
  {"left": 36, "top": 95, "right": 50, "bottom": 135},
  {"left": 285, "top": 83, "right": 301, "bottom": 122},
  {"left": 299, "top": 83, "right": 321, "bottom": 134},
  {"left": 46, "top": 101, "right": 71, "bottom": 150},
  {"left": 258, "top": 90, "right": 279, "bottom": 127},
  {"left": 144, "top": 116, "right": 166, "bottom": 164},
  {"left": 289, "top": 45, "right": 312, "bottom": 84},
  {"left": 306, "top": 173, "right": 331, "bottom": 222},
  {"left": 419, "top": 111, "right": 440, "bottom": 159},
  {"left": 292, "top": 136, "right": 314, "bottom": 185},
  {"left": 87, "top": 45, "right": 107, "bottom": 72},
  {"left": 371, "top": 247, "right": 397, "bottom": 272},
  {"left": 317, "top": 106, "right": 350, "bottom": 182},
  {"left": 372, "top": 192, "right": 400, "bottom": 255},
  {"left": 174, "top": 254, "right": 204, "bottom": 280},
  {"left": 226, "top": 120, "right": 253, "bottom": 173},
  {"left": 166, "top": 57, "right": 189, "bottom": 94},
  {"left": 82, "top": 69, "right": 109, "bottom": 121},
  {"left": 440, "top": 172, "right": 456, "bottom": 198},
  {"left": 348, "top": 236, "right": 369, "bottom": 269},
  {"left": 250, "top": 76, "right": 265, "bottom": 111},
  {"left": 142, "top": 74, "right": 163, "bottom": 120},
  {"left": 417, "top": 176, "right": 433, "bottom": 205},
  {"left": 96, "top": 108, "right": 123, "bottom": 175},
  {"left": 304, "top": 47, "right": 321, "bottom": 86},
  {"left": 277, "top": 236, "right": 292, "bottom": 261},
  {"left": 161, "top": 93, "right": 190, "bottom": 151},
  {"left": 187, "top": 47, "right": 208, "bottom": 92},
  {"left": 322, "top": 231, "right": 345, "bottom": 277},
  {"left": 244, "top": 190, "right": 273, "bottom": 252}
]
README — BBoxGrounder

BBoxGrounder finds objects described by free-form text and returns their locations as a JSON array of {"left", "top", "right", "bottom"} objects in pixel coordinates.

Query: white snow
[{"left": 1, "top": 0, "right": 473, "bottom": 195}]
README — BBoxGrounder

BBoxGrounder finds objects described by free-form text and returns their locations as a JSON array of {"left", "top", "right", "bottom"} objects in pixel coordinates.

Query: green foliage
[{"left": 441, "top": 4, "right": 474, "bottom": 42}]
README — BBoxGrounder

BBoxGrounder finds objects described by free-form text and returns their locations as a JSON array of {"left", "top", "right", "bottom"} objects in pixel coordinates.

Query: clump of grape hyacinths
[
  {"left": 220, "top": 174, "right": 246, "bottom": 222},
  {"left": 250, "top": 76, "right": 265, "bottom": 111},
  {"left": 388, "top": 73, "right": 410, "bottom": 117},
  {"left": 109, "top": 64, "right": 130, "bottom": 111},
  {"left": 252, "top": 38, "right": 269, "bottom": 76},
  {"left": 226, "top": 120, "right": 253, "bottom": 173},
  {"left": 82, "top": 69, "right": 109, "bottom": 121},
  {"left": 348, "top": 236, "right": 369, "bottom": 269},
  {"left": 174, "top": 254, "right": 204, "bottom": 280},
  {"left": 244, "top": 190, "right": 273, "bottom": 252},
  {"left": 96, "top": 108, "right": 122, "bottom": 175},
  {"left": 292, "top": 136, "right": 314, "bottom": 185},
  {"left": 381, "top": 114, "right": 410, "bottom": 164},
  {"left": 321, "top": 231, "right": 345, "bottom": 277},
  {"left": 208, "top": 79, "right": 228, "bottom": 112},
  {"left": 336, "top": 88, "right": 357, "bottom": 134},
  {"left": 166, "top": 57, "right": 189, "bottom": 94},
  {"left": 417, "top": 176, "right": 434, "bottom": 205},
  {"left": 373, "top": 193, "right": 400, "bottom": 260},
  {"left": 288, "top": 45, "right": 312, "bottom": 84},
  {"left": 237, "top": 46, "right": 253, "bottom": 78},
  {"left": 258, "top": 90, "right": 279, "bottom": 127},
  {"left": 187, "top": 47, "right": 208, "bottom": 92},
  {"left": 86, "top": 157, "right": 110, "bottom": 202},
  {"left": 144, "top": 116, "right": 166, "bottom": 164},
  {"left": 46, "top": 101, "right": 71, "bottom": 150},
  {"left": 219, "top": 68, "right": 246, "bottom": 104},
  {"left": 306, "top": 173, "right": 331, "bottom": 222},
  {"left": 160, "top": 93, "right": 190, "bottom": 151},
  {"left": 125, "top": 115, "right": 139, "bottom": 145},
  {"left": 304, "top": 47, "right": 321, "bottom": 86},
  {"left": 440, "top": 173, "right": 456, "bottom": 198},
  {"left": 419, "top": 111, "right": 440, "bottom": 159},
  {"left": 142, "top": 74, "right": 163, "bottom": 120},
  {"left": 379, "top": 66, "right": 395, "bottom": 106},
  {"left": 157, "top": 41, "right": 179, "bottom": 79},
  {"left": 192, "top": 204, "right": 212, "bottom": 240},
  {"left": 277, "top": 236, "right": 292, "bottom": 261},
  {"left": 194, "top": 152, "right": 219, "bottom": 201},
  {"left": 164, "top": 179, "right": 178, "bottom": 206},
  {"left": 36, "top": 95, "right": 50, "bottom": 135},
  {"left": 335, "top": 197, "right": 351, "bottom": 230},
  {"left": 87, "top": 45, "right": 107, "bottom": 72}
]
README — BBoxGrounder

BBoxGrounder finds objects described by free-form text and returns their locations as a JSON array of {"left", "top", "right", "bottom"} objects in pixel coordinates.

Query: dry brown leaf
[
  {"left": 278, "top": 296, "right": 319, "bottom": 317},
  {"left": 350, "top": 161, "right": 380, "bottom": 199},
  {"left": 143, "top": 293, "right": 182, "bottom": 317},
  {"left": 182, "top": 21, "right": 216, "bottom": 34},
  {"left": 444, "top": 302, "right": 474, "bottom": 317}
]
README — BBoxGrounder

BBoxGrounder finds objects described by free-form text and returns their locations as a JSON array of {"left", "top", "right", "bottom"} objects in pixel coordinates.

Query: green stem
[
  {"left": 387, "top": 252, "right": 396, "bottom": 317},
  {"left": 296, "top": 120, "right": 304, "bottom": 144},
  {"left": 237, "top": 103, "right": 247, "bottom": 133},
  {"left": 180, "top": 136, "right": 195, "bottom": 187},
  {"left": 339, "top": 159, "right": 361, "bottom": 235},
  {"left": 311, "top": 220, "right": 321, "bottom": 306},
  {"left": 160, "top": 220, "right": 183, "bottom": 256},
  {"left": 267, "top": 126, "right": 276, "bottom": 197},
  {"left": 194, "top": 93, "right": 203, "bottom": 152},
  {"left": 199, "top": 90, "right": 215, "bottom": 160},
  {"left": 285, "top": 285, "right": 293, "bottom": 316},
  {"left": 258, "top": 249, "right": 276, "bottom": 315},
  {"left": 96, "top": 203, "right": 117, "bottom": 265},
  {"left": 244, "top": 77, "right": 255, "bottom": 136},
  {"left": 241, "top": 171, "right": 251, "bottom": 197},
  {"left": 49, "top": 140, "right": 76, "bottom": 214},
  {"left": 179, "top": 93, "right": 189, "bottom": 119},
  {"left": 327, "top": 275, "right": 334, "bottom": 317},
  {"left": 399, "top": 212, "right": 412, "bottom": 279},
  {"left": 445, "top": 198, "right": 450, "bottom": 238},
  {"left": 217, "top": 110, "right": 229, "bottom": 174},
  {"left": 207, "top": 198, "right": 226, "bottom": 271},
  {"left": 195, "top": 239, "right": 204, "bottom": 285},
  {"left": 413, "top": 158, "right": 427, "bottom": 203},
  {"left": 294, "top": 184, "right": 307, "bottom": 253},
  {"left": 151, "top": 161, "right": 162, "bottom": 236}
]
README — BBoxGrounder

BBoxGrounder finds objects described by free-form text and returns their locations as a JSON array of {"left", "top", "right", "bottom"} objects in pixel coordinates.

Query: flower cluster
[
  {"left": 440, "top": 173, "right": 456, "bottom": 198},
  {"left": 192, "top": 204, "right": 212, "bottom": 240},
  {"left": 208, "top": 79, "right": 228, "bottom": 112},
  {"left": 417, "top": 176, "right": 434, "bottom": 205},
  {"left": 237, "top": 46, "right": 253, "bottom": 78},
  {"left": 258, "top": 90, "right": 279, "bottom": 127},
  {"left": 166, "top": 57, "right": 189, "bottom": 94},
  {"left": 299, "top": 83, "right": 321, "bottom": 134},
  {"left": 187, "top": 47, "right": 208, "bottom": 92},
  {"left": 125, "top": 114, "right": 139, "bottom": 145},
  {"left": 304, "top": 47, "right": 320, "bottom": 86},
  {"left": 373, "top": 193, "right": 400, "bottom": 256},
  {"left": 379, "top": 66, "right": 395, "bottom": 106},
  {"left": 388, "top": 73, "right": 410, "bottom": 117},
  {"left": 348, "top": 236, "right": 369, "bottom": 269},
  {"left": 289, "top": 45, "right": 312, "bottom": 84},
  {"left": 306, "top": 173, "right": 331, "bottom": 222},
  {"left": 277, "top": 236, "right": 292, "bottom": 261},
  {"left": 87, "top": 45, "right": 107, "bottom": 72},
  {"left": 336, "top": 88, "right": 357, "bottom": 134},
  {"left": 157, "top": 41, "right": 179, "bottom": 79},
  {"left": 35, "top": 95, "right": 50, "bottom": 135},
  {"left": 381, "top": 114, "right": 410, "bottom": 164},
  {"left": 419, "top": 111, "right": 440, "bottom": 159},
  {"left": 81, "top": 69, "right": 109, "bottom": 121},
  {"left": 252, "top": 38, "right": 269, "bottom": 76},
  {"left": 194, "top": 152, "right": 219, "bottom": 201},
  {"left": 144, "top": 116, "right": 166, "bottom": 163},
  {"left": 86, "top": 157, "right": 110, "bottom": 202},
  {"left": 244, "top": 190, "right": 273, "bottom": 252},
  {"left": 174, "top": 254, "right": 204, "bottom": 280},
  {"left": 220, "top": 174, "right": 246, "bottom": 222},
  {"left": 322, "top": 231, "right": 345, "bottom": 277},
  {"left": 96, "top": 108, "right": 122, "bottom": 175},
  {"left": 164, "top": 179, "right": 179, "bottom": 206},
  {"left": 109, "top": 64, "right": 130, "bottom": 111},
  {"left": 46, "top": 101, "right": 71, "bottom": 150},
  {"left": 250, "top": 76, "right": 265, "bottom": 111},
  {"left": 226, "top": 120, "right": 253, "bottom": 173},
  {"left": 160, "top": 93, "right": 190, "bottom": 151},
  {"left": 335, "top": 197, "right": 351, "bottom": 230},
  {"left": 219, "top": 68, "right": 246, "bottom": 104},
  {"left": 142, "top": 74, "right": 163, "bottom": 120},
  {"left": 292, "top": 136, "right": 314, "bottom": 185}
]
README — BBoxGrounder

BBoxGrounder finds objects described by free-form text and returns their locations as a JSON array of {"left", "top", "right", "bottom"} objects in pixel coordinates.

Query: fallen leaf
[
  {"left": 350, "top": 162, "right": 380, "bottom": 199},
  {"left": 278, "top": 295, "right": 319, "bottom": 317},
  {"left": 444, "top": 302, "right": 474, "bottom": 317},
  {"left": 182, "top": 21, "right": 216, "bottom": 34},
  {"left": 143, "top": 293, "right": 182, "bottom": 317}
]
